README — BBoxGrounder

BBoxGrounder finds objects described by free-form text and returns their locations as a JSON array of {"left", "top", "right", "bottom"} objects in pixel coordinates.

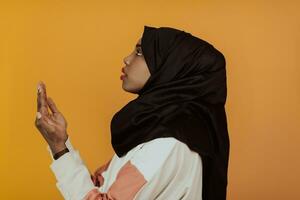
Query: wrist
[
  {"left": 53, "top": 147, "right": 69, "bottom": 160},
  {"left": 50, "top": 143, "right": 67, "bottom": 155}
]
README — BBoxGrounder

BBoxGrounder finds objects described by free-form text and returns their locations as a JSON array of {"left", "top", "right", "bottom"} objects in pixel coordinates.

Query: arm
[
  {"left": 35, "top": 82, "right": 111, "bottom": 199},
  {"left": 47, "top": 137, "right": 116, "bottom": 200},
  {"left": 48, "top": 137, "right": 179, "bottom": 200},
  {"left": 47, "top": 138, "right": 146, "bottom": 200}
]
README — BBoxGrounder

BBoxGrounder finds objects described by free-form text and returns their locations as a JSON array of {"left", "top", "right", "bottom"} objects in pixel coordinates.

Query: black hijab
[{"left": 110, "top": 25, "right": 230, "bottom": 200}]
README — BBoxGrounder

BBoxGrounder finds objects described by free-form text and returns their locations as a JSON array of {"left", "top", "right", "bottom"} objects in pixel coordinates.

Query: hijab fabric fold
[{"left": 110, "top": 25, "right": 230, "bottom": 200}]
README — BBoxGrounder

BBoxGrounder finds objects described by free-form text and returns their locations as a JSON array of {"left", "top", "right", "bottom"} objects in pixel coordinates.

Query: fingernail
[
  {"left": 37, "top": 83, "right": 41, "bottom": 93},
  {"left": 36, "top": 112, "right": 42, "bottom": 119}
]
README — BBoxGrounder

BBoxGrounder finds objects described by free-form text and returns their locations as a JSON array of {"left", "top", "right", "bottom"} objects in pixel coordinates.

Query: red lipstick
[{"left": 121, "top": 67, "right": 127, "bottom": 80}]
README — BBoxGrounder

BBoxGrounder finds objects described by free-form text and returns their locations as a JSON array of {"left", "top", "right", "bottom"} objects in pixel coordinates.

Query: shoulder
[
  {"left": 140, "top": 137, "right": 179, "bottom": 152},
  {"left": 130, "top": 137, "right": 182, "bottom": 181}
]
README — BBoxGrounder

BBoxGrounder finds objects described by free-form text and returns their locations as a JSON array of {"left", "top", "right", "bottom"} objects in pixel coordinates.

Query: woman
[{"left": 35, "top": 25, "right": 230, "bottom": 200}]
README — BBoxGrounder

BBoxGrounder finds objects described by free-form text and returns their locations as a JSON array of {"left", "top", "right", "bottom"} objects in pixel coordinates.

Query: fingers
[
  {"left": 35, "top": 111, "right": 55, "bottom": 131},
  {"left": 36, "top": 111, "right": 54, "bottom": 125},
  {"left": 37, "top": 81, "right": 49, "bottom": 116},
  {"left": 47, "top": 97, "right": 60, "bottom": 114},
  {"left": 36, "top": 111, "right": 42, "bottom": 120}
]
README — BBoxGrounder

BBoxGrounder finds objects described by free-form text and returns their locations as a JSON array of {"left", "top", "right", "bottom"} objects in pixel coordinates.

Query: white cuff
[
  {"left": 46, "top": 136, "right": 80, "bottom": 162},
  {"left": 65, "top": 135, "right": 75, "bottom": 151}
]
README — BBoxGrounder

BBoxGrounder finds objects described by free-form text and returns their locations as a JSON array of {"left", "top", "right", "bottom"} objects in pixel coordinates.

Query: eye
[{"left": 135, "top": 48, "right": 143, "bottom": 56}]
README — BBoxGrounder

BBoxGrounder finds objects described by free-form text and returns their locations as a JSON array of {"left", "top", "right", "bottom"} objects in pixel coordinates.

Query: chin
[{"left": 122, "top": 83, "right": 139, "bottom": 94}]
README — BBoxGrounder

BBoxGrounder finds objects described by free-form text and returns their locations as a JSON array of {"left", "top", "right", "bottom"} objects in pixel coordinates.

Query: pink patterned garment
[{"left": 84, "top": 160, "right": 147, "bottom": 200}]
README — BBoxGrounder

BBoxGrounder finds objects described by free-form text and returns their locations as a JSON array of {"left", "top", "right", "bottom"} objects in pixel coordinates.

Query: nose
[{"left": 123, "top": 57, "right": 130, "bottom": 66}]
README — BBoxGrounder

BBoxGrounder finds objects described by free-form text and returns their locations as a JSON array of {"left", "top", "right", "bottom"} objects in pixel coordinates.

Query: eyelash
[{"left": 135, "top": 49, "right": 143, "bottom": 56}]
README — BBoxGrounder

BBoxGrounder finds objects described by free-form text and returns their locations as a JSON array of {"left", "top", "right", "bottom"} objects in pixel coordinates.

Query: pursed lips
[{"left": 121, "top": 67, "right": 127, "bottom": 75}]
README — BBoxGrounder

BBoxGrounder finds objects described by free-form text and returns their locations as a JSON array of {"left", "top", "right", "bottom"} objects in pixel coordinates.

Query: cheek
[
  {"left": 126, "top": 69, "right": 144, "bottom": 87},
  {"left": 126, "top": 59, "right": 149, "bottom": 84},
  {"left": 127, "top": 60, "right": 142, "bottom": 77}
]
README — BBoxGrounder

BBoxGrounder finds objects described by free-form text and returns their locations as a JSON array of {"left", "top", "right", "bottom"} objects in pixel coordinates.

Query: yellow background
[{"left": 1, "top": 0, "right": 299, "bottom": 199}]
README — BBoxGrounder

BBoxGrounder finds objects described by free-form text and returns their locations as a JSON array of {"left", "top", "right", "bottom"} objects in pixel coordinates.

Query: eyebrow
[{"left": 136, "top": 44, "right": 141, "bottom": 48}]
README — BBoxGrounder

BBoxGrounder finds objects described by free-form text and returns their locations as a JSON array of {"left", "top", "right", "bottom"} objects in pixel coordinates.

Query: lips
[{"left": 121, "top": 67, "right": 127, "bottom": 75}]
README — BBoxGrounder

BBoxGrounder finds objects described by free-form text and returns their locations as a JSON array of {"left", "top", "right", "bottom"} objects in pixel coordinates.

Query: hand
[{"left": 34, "top": 81, "right": 68, "bottom": 154}]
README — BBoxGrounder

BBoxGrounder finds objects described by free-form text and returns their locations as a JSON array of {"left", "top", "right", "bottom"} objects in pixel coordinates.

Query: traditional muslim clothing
[{"left": 111, "top": 25, "right": 230, "bottom": 200}]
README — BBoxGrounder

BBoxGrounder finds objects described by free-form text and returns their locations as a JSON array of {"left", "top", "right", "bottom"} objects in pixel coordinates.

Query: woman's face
[{"left": 121, "top": 38, "right": 151, "bottom": 94}]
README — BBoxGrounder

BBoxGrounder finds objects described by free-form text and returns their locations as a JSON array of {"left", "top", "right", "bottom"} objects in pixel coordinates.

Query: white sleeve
[{"left": 46, "top": 137, "right": 97, "bottom": 200}]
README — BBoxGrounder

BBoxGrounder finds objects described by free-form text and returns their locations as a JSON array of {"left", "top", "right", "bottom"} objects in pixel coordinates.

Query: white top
[{"left": 47, "top": 136, "right": 203, "bottom": 200}]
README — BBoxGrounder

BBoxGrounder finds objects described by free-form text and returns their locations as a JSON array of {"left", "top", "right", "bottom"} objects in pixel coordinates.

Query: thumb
[{"left": 47, "top": 97, "right": 59, "bottom": 114}]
